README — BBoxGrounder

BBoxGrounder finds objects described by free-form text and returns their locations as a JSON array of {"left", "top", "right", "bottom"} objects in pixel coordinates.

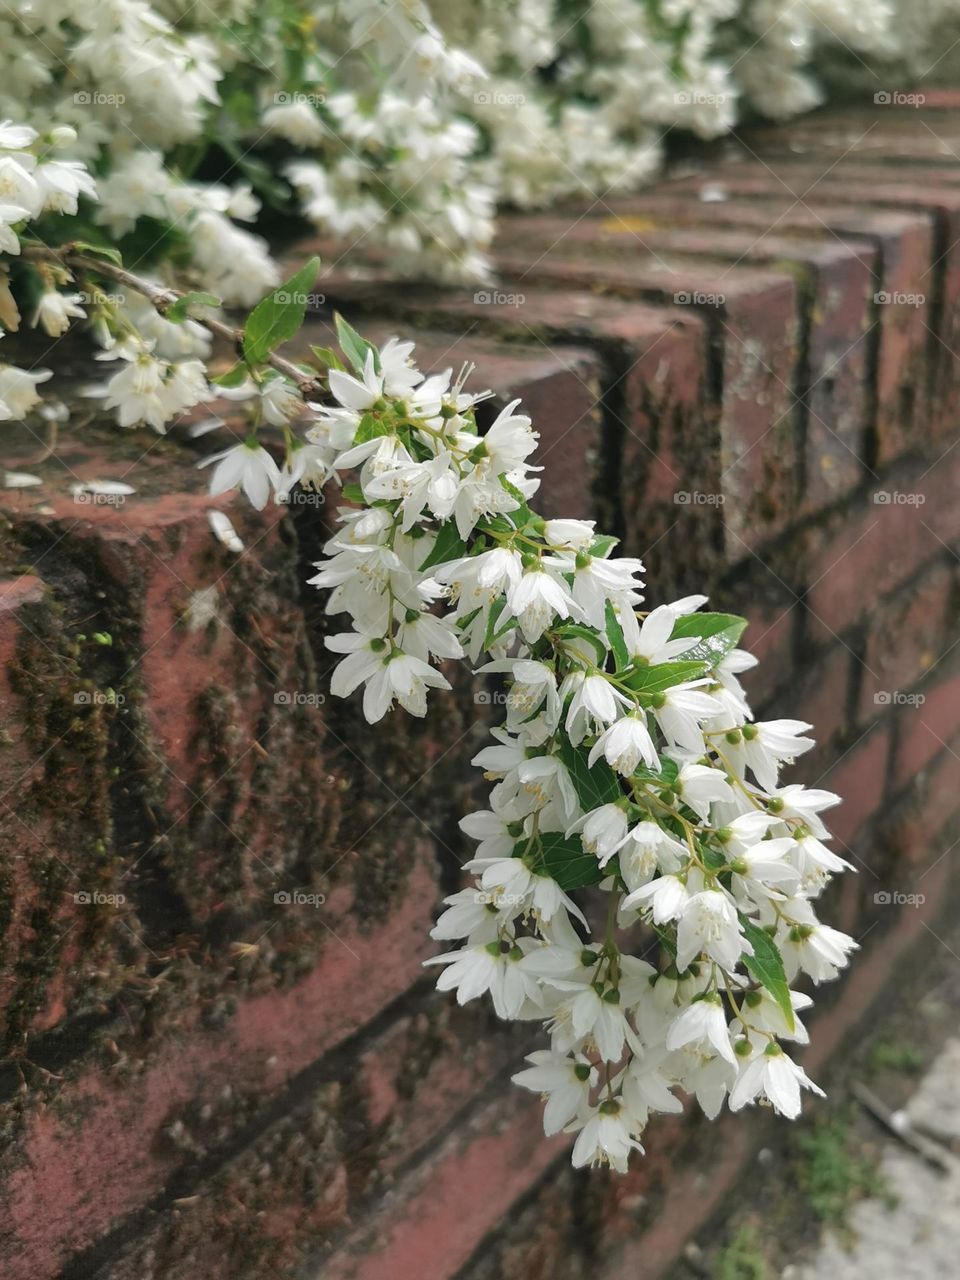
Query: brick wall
[{"left": 2, "top": 101, "right": 960, "bottom": 1279}]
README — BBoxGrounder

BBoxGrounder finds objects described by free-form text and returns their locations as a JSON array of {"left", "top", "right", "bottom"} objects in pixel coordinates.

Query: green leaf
[
  {"left": 353, "top": 413, "right": 390, "bottom": 445},
  {"left": 212, "top": 362, "right": 250, "bottom": 388},
  {"left": 588, "top": 534, "right": 619, "bottom": 559},
  {"left": 604, "top": 600, "right": 629, "bottom": 671},
  {"left": 310, "top": 345, "right": 345, "bottom": 372},
  {"left": 498, "top": 474, "right": 531, "bottom": 523},
  {"left": 531, "top": 832, "right": 603, "bottom": 891},
  {"left": 669, "top": 612, "right": 748, "bottom": 668},
  {"left": 335, "top": 312, "right": 376, "bottom": 374},
  {"left": 166, "top": 291, "right": 221, "bottom": 323},
  {"left": 740, "top": 918, "right": 795, "bottom": 1032},
  {"left": 341, "top": 483, "right": 364, "bottom": 504},
  {"left": 623, "top": 659, "right": 708, "bottom": 695},
  {"left": 419, "top": 520, "right": 467, "bottom": 572},
  {"left": 243, "top": 256, "right": 321, "bottom": 367},
  {"left": 558, "top": 738, "right": 622, "bottom": 811},
  {"left": 482, "top": 597, "right": 511, "bottom": 651},
  {"left": 71, "top": 240, "right": 123, "bottom": 266}
]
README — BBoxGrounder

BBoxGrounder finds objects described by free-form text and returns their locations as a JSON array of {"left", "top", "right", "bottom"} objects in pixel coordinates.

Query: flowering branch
[{"left": 2, "top": 125, "right": 857, "bottom": 1173}]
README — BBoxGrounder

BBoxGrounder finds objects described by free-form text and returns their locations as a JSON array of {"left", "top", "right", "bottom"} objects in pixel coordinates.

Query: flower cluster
[
  {"left": 3, "top": 148, "right": 858, "bottom": 1166},
  {"left": 0, "top": 0, "right": 950, "bottom": 296},
  {"left": 292, "top": 324, "right": 856, "bottom": 1171}
]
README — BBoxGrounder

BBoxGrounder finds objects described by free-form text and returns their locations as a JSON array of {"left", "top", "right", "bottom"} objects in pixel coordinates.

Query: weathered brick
[
  {"left": 810, "top": 725, "right": 890, "bottom": 855},
  {"left": 859, "top": 560, "right": 954, "bottom": 719},
  {"left": 894, "top": 669, "right": 960, "bottom": 787}
]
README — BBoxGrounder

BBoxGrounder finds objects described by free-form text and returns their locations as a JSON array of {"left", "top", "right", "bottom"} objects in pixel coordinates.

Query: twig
[{"left": 24, "top": 246, "right": 321, "bottom": 393}]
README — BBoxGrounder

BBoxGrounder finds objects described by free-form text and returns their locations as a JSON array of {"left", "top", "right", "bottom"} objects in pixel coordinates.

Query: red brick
[
  {"left": 888, "top": 731, "right": 960, "bottom": 869},
  {"left": 859, "top": 561, "right": 954, "bottom": 719},
  {"left": 602, "top": 191, "right": 934, "bottom": 466},
  {"left": 498, "top": 215, "right": 874, "bottom": 508},
  {"left": 0, "top": 857, "right": 438, "bottom": 1280},
  {"left": 813, "top": 726, "right": 890, "bottom": 852},
  {"left": 894, "top": 670, "right": 960, "bottom": 787},
  {"left": 488, "top": 249, "right": 801, "bottom": 553},
  {"left": 318, "top": 1088, "right": 566, "bottom": 1280},
  {"left": 805, "top": 494, "right": 941, "bottom": 642}
]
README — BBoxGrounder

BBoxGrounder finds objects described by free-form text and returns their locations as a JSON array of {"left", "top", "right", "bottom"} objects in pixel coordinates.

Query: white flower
[
  {"left": 260, "top": 375, "right": 302, "bottom": 426},
  {"left": 676, "top": 889, "right": 747, "bottom": 971},
  {"left": 665, "top": 993, "right": 736, "bottom": 1064},
  {"left": 674, "top": 761, "right": 735, "bottom": 821},
  {"left": 588, "top": 713, "right": 658, "bottom": 775},
  {"left": 569, "top": 803, "right": 629, "bottom": 868},
  {"left": 731, "top": 720, "right": 815, "bottom": 791},
  {"left": 362, "top": 652, "right": 451, "bottom": 722},
  {"left": 571, "top": 1102, "right": 644, "bottom": 1172},
  {"left": 479, "top": 399, "right": 538, "bottom": 473},
  {"left": 0, "top": 157, "right": 41, "bottom": 218},
  {"left": 425, "top": 942, "right": 542, "bottom": 1019},
  {"left": 32, "top": 291, "right": 86, "bottom": 337},
  {"left": 653, "top": 680, "right": 723, "bottom": 754},
  {"left": 199, "top": 441, "right": 281, "bottom": 509},
  {"left": 543, "top": 518, "right": 595, "bottom": 550},
  {"left": 34, "top": 159, "right": 97, "bottom": 214},
  {"left": 0, "top": 364, "right": 52, "bottom": 419},
  {"left": 262, "top": 101, "right": 326, "bottom": 146},
  {"left": 506, "top": 568, "right": 579, "bottom": 643},
  {"left": 328, "top": 351, "right": 383, "bottom": 414},
  {"left": 729, "top": 1045, "right": 825, "bottom": 1119},
  {"left": 512, "top": 1050, "right": 597, "bottom": 1136}
]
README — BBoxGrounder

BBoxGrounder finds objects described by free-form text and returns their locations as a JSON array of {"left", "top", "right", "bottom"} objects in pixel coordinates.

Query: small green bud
[
  {"left": 734, "top": 1038, "right": 753, "bottom": 1057},
  {"left": 574, "top": 1062, "right": 592, "bottom": 1082},
  {"left": 763, "top": 1040, "right": 783, "bottom": 1057},
  {"left": 602, "top": 987, "right": 621, "bottom": 1004},
  {"left": 580, "top": 948, "right": 600, "bottom": 967},
  {"left": 599, "top": 1098, "right": 621, "bottom": 1116},
  {"left": 767, "top": 796, "right": 785, "bottom": 814},
  {"left": 741, "top": 724, "right": 759, "bottom": 741},
  {"left": 715, "top": 827, "right": 733, "bottom": 844},
  {"left": 574, "top": 551, "right": 592, "bottom": 571},
  {"left": 730, "top": 857, "right": 748, "bottom": 875},
  {"left": 651, "top": 692, "right": 667, "bottom": 710},
  {"left": 403, "top": 607, "right": 421, "bottom": 624},
  {"left": 744, "top": 990, "right": 763, "bottom": 1008},
  {"left": 370, "top": 637, "right": 387, "bottom": 652}
]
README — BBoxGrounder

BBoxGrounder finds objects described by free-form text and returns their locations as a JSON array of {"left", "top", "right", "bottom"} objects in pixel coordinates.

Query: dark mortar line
[
  {"left": 56, "top": 974, "right": 440, "bottom": 1280},
  {"left": 448, "top": 1148, "right": 578, "bottom": 1280},
  {"left": 859, "top": 239, "right": 884, "bottom": 476},
  {"left": 923, "top": 209, "right": 950, "bottom": 409}
]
